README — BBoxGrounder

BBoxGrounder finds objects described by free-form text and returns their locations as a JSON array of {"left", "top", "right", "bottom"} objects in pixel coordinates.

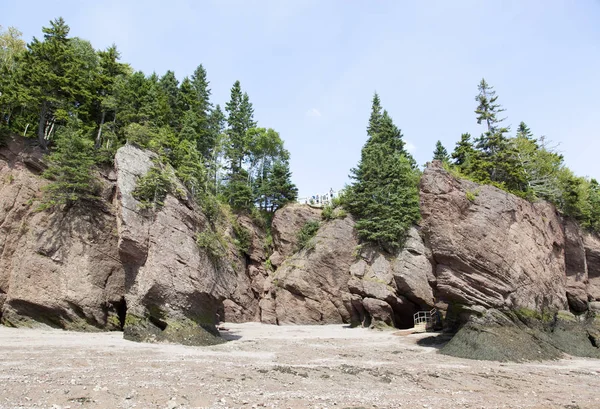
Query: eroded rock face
[
  {"left": 0, "top": 137, "right": 125, "bottom": 330},
  {"left": 269, "top": 203, "right": 321, "bottom": 268},
  {"left": 261, "top": 216, "right": 357, "bottom": 325},
  {"left": 420, "top": 161, "right": 568, "bottom": 313},
  {"left": 584, "top": 233, "right": 600, "bottom": 301},
  {"left": 563, "top": 219, "right": 589, "bottom": 312},
  {"left": 114, "top": 145, "right": 256, "bottom": 345},
  {"left": 391, "top": 227, "right": 436, "bottom": 308},
  {"left": 262, "top": 213, "right": 435, "bottom": 329}
]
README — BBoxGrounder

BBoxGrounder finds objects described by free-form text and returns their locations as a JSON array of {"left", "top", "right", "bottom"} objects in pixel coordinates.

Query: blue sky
[{"left": 3, "top": 0, "right": 599, "bottom": 197}]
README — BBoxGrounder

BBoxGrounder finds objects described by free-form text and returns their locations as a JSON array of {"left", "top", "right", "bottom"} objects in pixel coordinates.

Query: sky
[{"left": 3, "top": 0, "right": 600, "bottom": 198}]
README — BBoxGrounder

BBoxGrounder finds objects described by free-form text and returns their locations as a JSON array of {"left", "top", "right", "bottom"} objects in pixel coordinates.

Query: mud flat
[{"left": 1, "top": 323, "right": 599, "bottom": 409}]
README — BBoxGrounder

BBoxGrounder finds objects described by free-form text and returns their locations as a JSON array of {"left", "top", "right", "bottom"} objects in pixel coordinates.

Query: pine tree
[
  {"left": 346, "top": 96, "right": 421, "bottom": 252},
  {"left": 432, "top": 140, "right": 449, "bottom": 162},
  {"left": 41, "top": 120, "right": 99, "bottom": 208},
  {"left": 473, "top": 79, "right": 523, "bottom": 190}
]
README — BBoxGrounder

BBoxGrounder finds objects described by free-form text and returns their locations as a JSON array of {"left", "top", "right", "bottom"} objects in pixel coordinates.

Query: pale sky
[{"left": 3, "top": 0, "right": 599, "bottom": 197}]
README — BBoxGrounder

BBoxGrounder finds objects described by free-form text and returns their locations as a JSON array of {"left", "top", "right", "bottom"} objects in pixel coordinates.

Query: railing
[
  {"left": 297, "top": 190, "right": 341, "bottom": 208},
  {"left": 413, "top": 308, "right": 439, "bottom": 331}
]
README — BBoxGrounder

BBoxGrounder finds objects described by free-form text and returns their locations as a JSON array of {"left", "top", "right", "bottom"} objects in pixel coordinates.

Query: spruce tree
[
  {"left": 516, "top": 121, "right": 534, "bottom": 140},
  {"left": 451, "top": 133, "right": 475, "bottom": 166},
  {"left": 20, "top": 18, "right": 75, "bottom": 148},
  {"left": 367, "top": 92, "right": 383, "bottom": 137},
  {"left": 159, "top": 70, "right": 180, "bottom": 128},
  {"left": 0, "top": 26, "right": 26, "bottom": 131},
  {"left": 432, "top": 140, "right": 450, "bottom": 162},
  {"left": 41, "top": 120, "right": 99, "bottom": 208},
  {"left": 346, "top": 96, "right": 420, "bottom": 252},
  {"left": 265, "top": 159, "right": 298, "bottom": 212},
  {"left": 473, "top": 79, "right": 523, "bottom": 190}
]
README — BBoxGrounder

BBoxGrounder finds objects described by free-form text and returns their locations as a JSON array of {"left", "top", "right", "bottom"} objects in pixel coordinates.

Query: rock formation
[
  {"left": 114, "top": 145, "right": 257, "bottom": 345},
  {"left": 0, "top": 137, "right": 125, "bottom": 331},
  {"left": 1, "top": 140, "right": 599, "bottom": 359}
]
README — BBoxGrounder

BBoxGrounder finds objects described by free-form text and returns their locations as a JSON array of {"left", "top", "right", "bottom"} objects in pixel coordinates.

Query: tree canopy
[{"left": 0, "top": 18, "right": 297, "bottom": 217}]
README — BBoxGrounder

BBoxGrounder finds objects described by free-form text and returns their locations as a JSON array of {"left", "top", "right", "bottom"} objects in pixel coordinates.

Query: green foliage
[
  {"left": 196, "top": 230, "right": 227, "bottom": 260},
  {"left": 322, "top": 205, "right": 333, "bottom": 221},
  {"left": 132, "top": 162, "right": 172, "bottom": 211},
  {"left": 465, "top": 189, "right": 479, "bottom": 202},
  {"left": 232, "top": 219, "right": 251, "bottom": 255},
  {"left": 588, "top": 179, "right": 600, "bottom": 233},
  {"left": 432, "top": 140, "right": 450, "bottom": 162},
  {"left": 322, "top": 205, "right": 347, "bottom": 221},
  {"left": 40, "top": 121, "right": 99, "bottom": 209},
  {"left": 446, "top": 79, "right": 599, "bottom": 232},
  {"left": 296, "top": 220, "right": 320, "bottom": 252},
  {"left": 346, "top": 93, "right": 421, "bottom": 252}
]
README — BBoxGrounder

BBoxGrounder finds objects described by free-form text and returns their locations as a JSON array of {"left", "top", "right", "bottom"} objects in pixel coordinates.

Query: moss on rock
[{"left": 123, "top": 312, "right": 224, "bottom": 346}]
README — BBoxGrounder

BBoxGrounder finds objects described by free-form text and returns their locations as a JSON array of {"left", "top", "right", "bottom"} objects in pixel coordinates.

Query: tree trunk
[
  {"left": 37, "top": 102, "right": 48, "bottom": 150},
  {"left": 95, "top": 110, "right": 106, "bottom": 149}
]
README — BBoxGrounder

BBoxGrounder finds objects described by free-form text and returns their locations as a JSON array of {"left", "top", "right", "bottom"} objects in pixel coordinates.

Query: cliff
[{"left": 0, "top": 140, "right": 598, "bottom": 360}]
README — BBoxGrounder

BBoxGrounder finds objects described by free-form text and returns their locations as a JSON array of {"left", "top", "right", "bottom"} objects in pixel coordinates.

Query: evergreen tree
[
  {"left": 0, "top": 26, "right": 26, "bottom": 131},
  {"left": 94, "top": 44, "right": 128, "bottom": 148},
  {"left": 451, "top": 133, "right": 475, "bottom": 167},
  {"left": 432, "top": 140, "right": 450, "bottom": 162},
  {"left": 16, "top": 19, "right": 101, "bottom": 149},
  {"left": 516, "top": 121, "right": 534, "bottom": 140},
  {"left": 225, "top": 169, "right": 253, "bottom": 211},
  {"left": 346, "top": 96, "right": 421, "bottom": 252},
  {"left": 140, "top": 73, "right": 171, "bottom": 127},
  {"left": 588, "top": 179, "right": 600, "bottom": 233},
  {"left": 473, "top": 79, "right": 523, "bottom": 190},
  {"left": 159, "top": 70, "right": 180, "bottom": 128},
  {"left": 207, "top": 104, "right": 225, "bottom": 194},
  {"left": 173, "top": 139, "right": 206, "bottom": 197},
  {"left": 41, "top": 120, "right": 99, "bottom": 208},
  {"left": 265, "top": 159, "right": 298, "bottom": 212},
  {"left": 225, "top": 81, "right": 256, "bottom": 171},
  {"left": 190, "top": 64, "right": 212, "bottom": 116},
  {"left": 367, "top": 92, "right": 383, "bottom": 137},
  {"left": 558, "top": 169, "right": 591, "bottom": 222}
]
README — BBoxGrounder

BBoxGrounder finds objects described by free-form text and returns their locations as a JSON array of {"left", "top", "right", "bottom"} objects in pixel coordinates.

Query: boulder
[
  {"left": 420, "top": 161, "right": 568, "bottom": 313},
  {"left": 362, "top": 298, "right": 395, "bottom": 327},
  {"left": 391, "top": 227, "right": 435, "bottom": 308}
]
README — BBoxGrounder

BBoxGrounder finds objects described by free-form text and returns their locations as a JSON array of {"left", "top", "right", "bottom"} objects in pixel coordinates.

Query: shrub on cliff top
[{"left": 296, "top": 220, "right": 320, "bottom": 252}]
